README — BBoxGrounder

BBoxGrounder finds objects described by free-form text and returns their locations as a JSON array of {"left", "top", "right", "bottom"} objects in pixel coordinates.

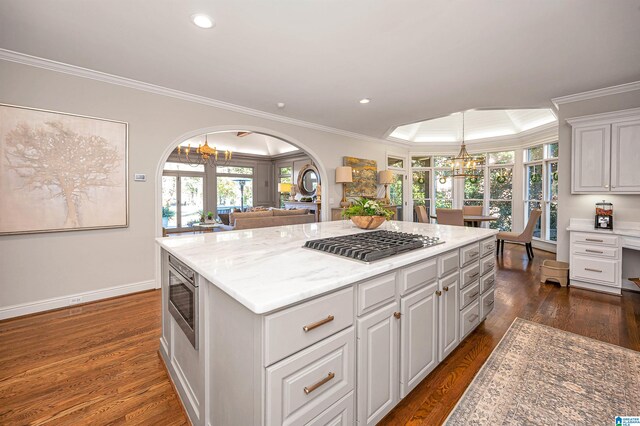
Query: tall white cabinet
[{"left": 569, "top": 108, "right": 640, "bottom": 194}]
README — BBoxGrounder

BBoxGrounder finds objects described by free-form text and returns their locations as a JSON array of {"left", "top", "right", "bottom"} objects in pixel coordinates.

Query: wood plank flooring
[{"left": 1, "top": 243, "right": 638, "bottom": 425}]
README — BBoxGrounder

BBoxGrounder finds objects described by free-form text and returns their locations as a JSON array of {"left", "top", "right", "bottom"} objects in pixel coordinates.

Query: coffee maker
[{"left": 595, "top": 200, "right": 613, "bottom": 230}]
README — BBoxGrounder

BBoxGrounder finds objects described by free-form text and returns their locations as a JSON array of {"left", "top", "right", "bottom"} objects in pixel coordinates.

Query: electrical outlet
[{"left": 69, "top": 296, "right": 83, "bottom": 305}]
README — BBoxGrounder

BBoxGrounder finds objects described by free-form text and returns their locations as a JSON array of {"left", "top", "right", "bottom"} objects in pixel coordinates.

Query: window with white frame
[
  {"left": 411, "top": 156, "right": 431, "bottom": 221},
  {"left": 162, "top": 162, "right": 206, "bottom": 229},
  {"left": 524, "top": 142, "right": 558, "bottom": 242},
  {"left": 277, "top": 166, "right": 292, "bottom": 208}
]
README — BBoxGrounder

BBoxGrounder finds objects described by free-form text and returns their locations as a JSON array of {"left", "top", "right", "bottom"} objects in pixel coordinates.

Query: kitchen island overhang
[{"left": 156, "top": 221, "right": 498, "bottom": 425}]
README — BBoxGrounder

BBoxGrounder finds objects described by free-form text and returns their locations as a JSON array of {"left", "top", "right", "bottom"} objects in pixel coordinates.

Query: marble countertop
[
  {"left": 566, "top": 218, "right": 640, "bottom": 238},
  {"left": 157, "top": 221, "right": 498, "bottom": 314}
]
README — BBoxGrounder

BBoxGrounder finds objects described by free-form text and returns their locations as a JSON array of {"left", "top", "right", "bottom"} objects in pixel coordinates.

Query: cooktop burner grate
[{"left": 303, "top": 230, "right": 444, "bottom": 263}]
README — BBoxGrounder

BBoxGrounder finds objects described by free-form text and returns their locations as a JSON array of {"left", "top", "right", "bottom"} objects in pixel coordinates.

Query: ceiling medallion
[
  {"left": 176, "top": 134, "right": 232, "bottom": 167},
  {"left": 449, "top": 112, "right": 485, "bottom": 180}
]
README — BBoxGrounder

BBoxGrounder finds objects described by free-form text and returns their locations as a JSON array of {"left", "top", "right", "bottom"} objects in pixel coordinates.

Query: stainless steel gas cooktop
[{"left": 303, "top": 230, "right": 445, "bottom": 263}]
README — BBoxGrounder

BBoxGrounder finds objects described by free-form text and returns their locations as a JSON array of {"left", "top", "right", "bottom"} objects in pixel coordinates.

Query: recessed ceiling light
[
  {"left": 191, "top": 14, "right": 215, "bottom": 29},
  {"left": 359, "top": 98, "right": 371, "bottom": 104}
]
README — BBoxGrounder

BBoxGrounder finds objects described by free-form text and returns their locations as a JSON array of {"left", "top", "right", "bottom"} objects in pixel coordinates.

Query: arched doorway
[{"left": 155, "top": 125, "right": 328, "bottom": 237}]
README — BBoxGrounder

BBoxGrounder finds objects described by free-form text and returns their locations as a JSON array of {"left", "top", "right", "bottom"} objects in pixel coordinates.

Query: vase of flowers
[{"left": 342, "top": 198, "right": 394, "bottom": 230}]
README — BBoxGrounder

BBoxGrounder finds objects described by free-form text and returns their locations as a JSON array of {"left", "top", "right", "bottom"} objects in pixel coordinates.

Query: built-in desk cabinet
[{"left": 568, "top": 108, "right": 640, "bottom": 194}]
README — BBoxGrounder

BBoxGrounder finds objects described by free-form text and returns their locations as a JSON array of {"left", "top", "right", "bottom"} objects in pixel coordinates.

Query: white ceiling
[
  {"left": 180, "top": 132, "right": 299, "bottom": 157},
  {"left": 390, "top": 109, "right": 557, "bottom": 143},
  {"left": 1, "top": 1, "right": 639, "bottom": 140}
]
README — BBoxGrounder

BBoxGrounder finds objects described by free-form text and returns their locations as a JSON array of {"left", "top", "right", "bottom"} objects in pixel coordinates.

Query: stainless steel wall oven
[{"left": 168, "top": 255, "right": 199, "bottom": 349}]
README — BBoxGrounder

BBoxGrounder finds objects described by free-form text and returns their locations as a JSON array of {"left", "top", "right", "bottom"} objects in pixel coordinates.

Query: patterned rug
[{"left": 446, "top": 318, "right": 640, "bottom": 425}]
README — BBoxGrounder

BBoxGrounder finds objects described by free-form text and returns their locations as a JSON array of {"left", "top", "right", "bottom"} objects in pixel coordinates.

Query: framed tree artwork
[{"left": 0, "top": 103, "right": 128, "bottom": 235}]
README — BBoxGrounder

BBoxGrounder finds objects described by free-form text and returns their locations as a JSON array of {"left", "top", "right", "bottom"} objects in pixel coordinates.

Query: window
[
  {"left": 524, "top": 143, "right": 558, "bottom": 242},
  {"left": 278, "top": 166, "right": 292, "bottom": 208},
  {"left": 216, "top": 165, "right": 253, "bottom": 213},
  {"left": 488, "top": 167, "right": 513, "bottom": 231},
  {"left": 387, "top": 156, "right": 405, "bottom": 169},
  {"left": 434, "top": 170, "right": 453, "bottom": 209},
  {"left": 411, "top": 156, "right": 431, "bottom": 168},
  {"left": 162, "top": 162, "right": 205, "bottom": 229},
  {"left": 488, "top": 151, "right": 515, "bottom": 165},
  {"left": 412, "top": 170, "right": 431, "bottom": 220},
  {"left": 464, "top": 174, "right": 484, "bottom": 207}
]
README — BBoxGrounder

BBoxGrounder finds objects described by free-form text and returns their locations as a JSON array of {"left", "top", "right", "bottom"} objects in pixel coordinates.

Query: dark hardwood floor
[{"left": 1, "top": 243, "right": 638, "bottom": 425}]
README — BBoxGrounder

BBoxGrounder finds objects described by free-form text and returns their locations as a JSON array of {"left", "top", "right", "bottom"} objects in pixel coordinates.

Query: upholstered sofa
[{"left": 225, "top": 209, "right": 315, "bottom": 230}]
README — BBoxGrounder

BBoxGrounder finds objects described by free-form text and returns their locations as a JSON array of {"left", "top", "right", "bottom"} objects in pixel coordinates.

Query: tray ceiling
[
  {"left": 180, "top": 132, "right": 299, "bottom": 157},
  {"left": 0, "top": 0, "right": 638, "bottom": 139}
]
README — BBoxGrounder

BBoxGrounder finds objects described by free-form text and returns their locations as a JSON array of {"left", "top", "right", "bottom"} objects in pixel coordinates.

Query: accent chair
[
  {"left": 496, "top": 209, "right": 542, "bottom": 260},
  {"left": 436, "top": 208, "right": 464, "bottom": 227}
]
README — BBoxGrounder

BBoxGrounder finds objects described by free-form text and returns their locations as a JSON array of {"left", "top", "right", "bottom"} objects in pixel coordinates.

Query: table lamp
[
  {"left": 378, "top": 170, "right": 394, "bottom": 205},
  {"left": 335, "top": 166, "right": 353, "bottom": 208},
  {"left": 278, "top": 182, "right": 293, "bottom": 201}
]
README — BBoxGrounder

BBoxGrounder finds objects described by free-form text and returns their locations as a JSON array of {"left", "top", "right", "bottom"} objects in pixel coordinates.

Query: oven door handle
[{"left": 169, "top": 265, "right": 197, "bottom": 292}]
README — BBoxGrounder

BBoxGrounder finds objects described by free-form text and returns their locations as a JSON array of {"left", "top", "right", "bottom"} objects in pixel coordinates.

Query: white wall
[
  {"left": 0, "top": 59, "right": 405, "bottom": 316},
  {"left": 556, "top": 89, "right": 640, "bottom": 262}
]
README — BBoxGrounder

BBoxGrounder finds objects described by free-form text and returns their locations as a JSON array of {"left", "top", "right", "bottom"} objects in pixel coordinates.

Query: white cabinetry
[
  {"left": 568, "top": 108, "right": 640, "bottom": 194},
  {"left": 438, "top": 271, "right": 459, "bottom": 362},
  {"left": 569, "top": 230, "right": 621, "bottom": 294},
  {"left": 356, "top": 302, "right": 399, "bottom": 425}
]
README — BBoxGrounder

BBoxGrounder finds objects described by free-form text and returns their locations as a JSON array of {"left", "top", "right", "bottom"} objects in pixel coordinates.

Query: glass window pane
[
  {"left": 526, "top": 164, "right": 543, "bottom": 200},
  {"left": 434, "top": 170, "right": 453, "bottom": 208},
  {"left": 548, "top": 162, "right": 558, "bottom": 201},
  {"left": 411, "top": 156, "right": 431, "bottom": 168},
  {"left": 488, "top": 151, "right": 515, "bottom": 165},
  {"left": 162, "top": 176, "right": 177, "bottom": 228},
  {"left": 389, "top": 173, "right": 404, "bottom": 220},
  {"left": 279, "top": 166, "right": 292, "bottom": 176},
  {"left": 549, "top": 202, "right": 558, "bottom": 241},
  {"left": 412, "top": 170, "right": 430, "bottom": 206},
  {"left": 433, "top": 156, "right": 452, "bottom": 168},
  {"left": 180, "top": 176, "right": 204, "bottom": 227},
  {"left": 217, "top": 177, "right": 253, "bottom": 212},
  {"left": 489, "top": 201, "right": 512, "bottom": 231},
  {"left": 464, "top": 174, "right": 484, "bottom": 200},
  {"left": 464, "top": 200, "right": 484, "bottom": 206},
  {"left": 489, "top": 167, "right": 513, "bottom": 200},
  {"left": 164, "top": 162, "right": 205, "bottom": 172},
  {"left": 547, "top": 142, "right": 559, "bottom": 158},
  {"left": 526, "top": 145, "right": 544, "bottom": 162},
  {"left": 387, "top": 157, "right": 404, "bottom": 169},
  {"left": 526, "top": 201, "right": 542, "bottom": 238},
  {"left": 216, "top": 166, "right": 253, "bottom": 175}
]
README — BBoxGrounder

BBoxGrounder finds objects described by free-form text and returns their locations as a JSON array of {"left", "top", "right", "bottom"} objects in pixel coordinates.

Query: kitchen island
[{"left": 157, "top": 221, "right": 497, "bottom": 425}]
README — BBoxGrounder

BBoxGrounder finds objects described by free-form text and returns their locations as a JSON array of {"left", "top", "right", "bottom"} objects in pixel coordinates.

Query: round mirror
[{"left": 297, "top": 164, "right": 320, "bottom": 197}]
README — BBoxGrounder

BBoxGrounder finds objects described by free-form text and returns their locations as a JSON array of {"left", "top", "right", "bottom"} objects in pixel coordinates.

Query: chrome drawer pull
[
  {"left": 486, "top": 279, "right": 495, "bottom": 285},
  {"left": 470, "top": 251, "right": 479, "bottom": 257},
  {"left": 303, "top": 315, "right": 334, "bottom": 332},
  {"left": 470, "top": 272, "right": 479, "bottom": 278},
  {"left": 468, "top": 314, "right": 479, "bottom": 323},
  {"left": 585, "top": 238, "right": 603, "bottom": 242},
  {"left": 486, "top": 300, "right": 494, "bottom": 306},
  {"left": 485, "top": 264, "right": 494, "bottom": 271},
  {"left": 585, "top": 249, "right": 603, "bottom": 254},
  {"left": 470, "top": 292, "right": 479, "bottom": 298},
  {"left": 585, "top": 268, "right": 602, "bottom": 273},
  {"left": 304, "top": 372, "right": 335, "bottom": 395}
]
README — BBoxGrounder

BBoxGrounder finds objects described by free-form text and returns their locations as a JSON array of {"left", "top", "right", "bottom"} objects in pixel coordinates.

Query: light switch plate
[{"left": 134, "top": 173, "right": 146, "bottom": 182}]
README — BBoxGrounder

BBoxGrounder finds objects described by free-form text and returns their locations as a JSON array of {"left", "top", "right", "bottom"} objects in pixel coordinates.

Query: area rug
[{"left": 445, "top": 318, "right": 640, "bottom": 425}]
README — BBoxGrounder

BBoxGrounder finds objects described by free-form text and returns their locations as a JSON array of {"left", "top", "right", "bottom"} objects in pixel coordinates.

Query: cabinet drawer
[
  {"left": 305, "top": 391, "right": 354, "bottom": 426},
  {"left": 570, "top": 255, "right": 618, "bottom": 286},
  {"left": 438, "top": 250, "right": 460, "bottom": 278},
  {"left": 265, "top": 288, "right": 354, "bottom": 366},
  {"left": 266, "top": 327, "right": 355, "bottom": 426},
  {"left": 572, "top": 244, "right": 618, "bottom": 259},
  {"left": 480, "top": 256, "right": 496, "bottom": 276},
  {"left": 571, "top": 232, "right": 618, "bottom": 247},
  {"left": 460, "top": 262, "right": 480, "bottom": 289},
  {"left": 480, "top": 289, "right": 495, "bottom": 320},
  {"left": 460, "top": 281, "right": 480, "bottom": 309},
  {"left": 480, "top": 272, "right": 496, "bottom": 293},
  {"left": 460, "top": 300, "right": 481, "bottom": 339},
  {"left": 480, "top": 238, "right": 496, "bottom": 258},
  {"left": 359, "top": 273, "right": 397, "bottom": 315},
  {"left": 401, "top": 259, "right": 436, "bottom": 296},
  {"left": 460, "top": 243, "right": 481, "bottom": 267}
]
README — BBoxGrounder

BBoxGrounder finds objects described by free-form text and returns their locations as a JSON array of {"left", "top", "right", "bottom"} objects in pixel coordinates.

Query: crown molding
[
  {"left": 0, "top": 48, "right": 410, "bottom": 149},
  {"left": 551, "top": 81, "right": 640, "bottom": 108},
  {"left": 565, "top": 106, "right": 640, "bottom": 127}
]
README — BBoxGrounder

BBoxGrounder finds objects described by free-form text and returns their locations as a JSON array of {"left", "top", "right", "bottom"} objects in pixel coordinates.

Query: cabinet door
[
  {"left": 438, "top": 272, "right": 459, "bottom": 362},
  {"left": 572, "top": 124, "right": 611, "bottom": 193},
  {"left": 400, "top": 282, "right": 438, "bottom": 398},
  {"left": 611, "top": 119, "right": 640, "bottom": 192},
  {"left": 356, "top": 302, "right": 399, "bottom": 426}
]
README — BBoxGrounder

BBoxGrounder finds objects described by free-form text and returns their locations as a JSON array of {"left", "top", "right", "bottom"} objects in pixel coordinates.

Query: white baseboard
[{"left": 0, "top": 279, "right": 156, "bottom": 320}]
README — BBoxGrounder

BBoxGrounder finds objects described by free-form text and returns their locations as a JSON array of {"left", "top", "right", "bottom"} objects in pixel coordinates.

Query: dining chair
[
  {"left": 496, "top": 209, "right": 542, "bottom": 260},
  {"left": 414, "top": 205, "right": 429, "bottom": 223},
  {"left": 436, "top": 208, "right": 464, "bottom": 226},
  {"left": 463, "top": 205, "right": 483, "bottom": 216}
]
